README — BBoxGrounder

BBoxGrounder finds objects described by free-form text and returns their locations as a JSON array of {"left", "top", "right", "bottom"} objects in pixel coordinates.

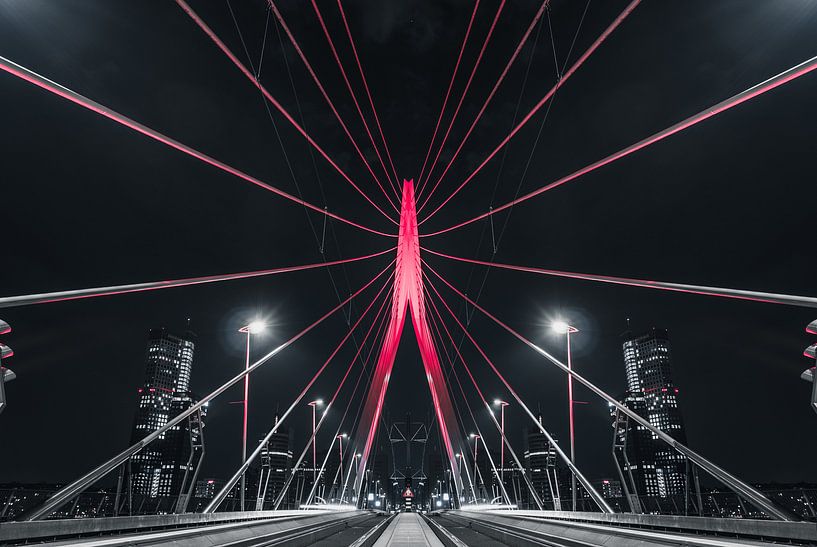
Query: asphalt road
[{"left": 311, "top": 514, "right": 390, "bottom": 546}]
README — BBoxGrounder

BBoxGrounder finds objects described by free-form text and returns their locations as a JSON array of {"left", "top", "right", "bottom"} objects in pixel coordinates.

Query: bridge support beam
[{"left": 353, "top": 180, "right": 466, "bottom": 506}]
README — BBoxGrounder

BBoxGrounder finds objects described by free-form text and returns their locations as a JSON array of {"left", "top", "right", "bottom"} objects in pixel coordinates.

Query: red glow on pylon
[{"left": 354, "top": 180, "right": 464, "bottom": 501}]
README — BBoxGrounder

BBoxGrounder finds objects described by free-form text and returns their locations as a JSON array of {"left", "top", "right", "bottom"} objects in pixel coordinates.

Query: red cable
[
  {"left": 0, "top": 248, "right": 395, "bottom": 309},
  {"left": 271, "top": 262, "right": 395, "bottom": 429},
  {"left": 422, "top": 49, "right": 817, "bottom": 236},
  {"left": 424, "top": 285, "right": 492, "bottom": 409},
  {"left": 313, "top": 0, "right": 400, "bottom": 199},
  {"left": 327, "top": 279, "right": 393, "bottom": 407},
  {"left": 337, "top": 0, "right": 401, "bottom": 191},
  {"left": 424, "top": 302, "right": 507, "bottom": 505},
  {"left": 213, "top": 264, "right": 394, "bottom": 513},
  {"left": 339, "top": 287, "right": 392, "bottom": 457},
  {"left": 422, "top": 248, "right": 817, "bottom": 308},
  {"left": 300, "top": 286, "right": 395, "bottom": 505},
  {"left": 424, "top": 288, "right": 523, "bottom": 483},
  {"left": 427, "top": 260, "right": 797, "bottom": 519},
  {"left": 422, "top": 266, "right": 536, "bottom": 434},
  {"left": 417, "top": 0, "right": 506, "bottom": 199},
  {"left": 419, "top": 0, "right": 641, "bottom": 226},
  {"left": 282, "top": 282, "right": 393, "bottom": 509},
  {"left": 293, "top": 271, "right": 394, "bottom": 464},
  {"left": 418, "top": 1, "right": 549, "bottom": 213},
  {"left": 424, "top": 266, "right": 607, "bottom": 510},
  {"left": 193, "top": 0, "right": 397, "bottom": 219},
  {"left": 24, "top": 259, "right": 392, "bottom": 521},
  {"left": 415, "top": 1, "right": 480, "bottom": 191},
  {"left": 0, "top": 55, "right": 395, "bottom": 238},
  {"left": 267, "top": 0, "right": 399, "bottom": 215}
]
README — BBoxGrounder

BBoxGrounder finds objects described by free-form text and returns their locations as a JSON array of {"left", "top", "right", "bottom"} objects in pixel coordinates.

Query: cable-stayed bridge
[{"left": 1, "top": 0, "right": 817, "bottom": 545}]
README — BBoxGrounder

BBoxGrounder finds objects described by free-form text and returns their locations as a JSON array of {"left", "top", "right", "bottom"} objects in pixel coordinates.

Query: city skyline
[
  {"left": 11, "top": 318, "right": 803, "bottom": 515},
  {"left": 1, "top": 0, "right": 816, "bottom": 521}
]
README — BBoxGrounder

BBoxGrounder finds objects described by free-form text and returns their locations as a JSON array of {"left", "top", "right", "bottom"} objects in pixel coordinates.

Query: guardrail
[
  {"left": 457, "top": 509, "right": 817, "bottom": 544},
  {"left": 0, "top": 509, "right": 358, "bottom": 545}
]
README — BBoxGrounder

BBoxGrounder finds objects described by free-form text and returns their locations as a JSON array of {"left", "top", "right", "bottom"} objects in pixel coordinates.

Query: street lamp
[
  {"left": 551, "top": 319, "right": 579, "bottom": 510},
  {"left": 493, "top": 400, "right": 509, "bottom": 485},
  {"left": 337, "top": 433, "right": 347, "bottom": 496},
  {"left": 469, "top": 433, "right": 482, "bottom": 500},
  {"left": 237, "top": 320, "right": 266, "bottom": 511},
  {"left": 308, "top": 399, "right": 324, "bottom": 485}
]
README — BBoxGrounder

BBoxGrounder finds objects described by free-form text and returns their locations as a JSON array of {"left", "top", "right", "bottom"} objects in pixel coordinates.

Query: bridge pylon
[{"left": 351, "top": 180, "right": 467, "bottom": 508}]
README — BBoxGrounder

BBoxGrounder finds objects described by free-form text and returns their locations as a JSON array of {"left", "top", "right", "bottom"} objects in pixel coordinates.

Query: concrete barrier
[
  {"left": 457, "top": 509, "right": 817, "bottom": 544},
  {"left": 0, "top": 509, "right": 358, "bottom": 544}
]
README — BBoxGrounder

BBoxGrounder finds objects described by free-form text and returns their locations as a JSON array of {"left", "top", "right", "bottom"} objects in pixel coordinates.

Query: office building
[
  {"left": 256, "top": 423, "right": 293, "bottom": 509},
  {"left": 128, "top": 328, "right": 203, "bottom": 498},
  {"left": 615, "top": 328, "right": 688, "bottom": 499},
  {"left": 524, "top": 420, "right": 564, "bottom": 510}
]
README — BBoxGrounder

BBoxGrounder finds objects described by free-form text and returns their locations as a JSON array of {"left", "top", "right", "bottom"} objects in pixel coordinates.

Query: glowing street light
[
  {"left": 551, "top": 319, "right": 579, "bottom": 510},
  {"left": 236, "top": 320, "right": 267, "bottom": 511},
  {"left": 245, "top": 320, "right": 267, "bottom": 334},
  {"left": 550, "top": 320, "right": 577, "bottom": 335}
]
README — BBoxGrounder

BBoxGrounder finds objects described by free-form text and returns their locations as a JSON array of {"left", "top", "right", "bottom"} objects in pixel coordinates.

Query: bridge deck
[{"left": 373, "top": 513, "right": 444, "bottom": 547}]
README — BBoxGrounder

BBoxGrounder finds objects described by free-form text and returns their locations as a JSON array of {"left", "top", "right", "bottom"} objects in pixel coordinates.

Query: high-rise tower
[
  {"left": 617, "top": 328, "right": 687, "bottom": 498},
  {"left": 525, "top": 418, "right": 563, "bottom": 510},
  {"left": 256, "top": 422, "right": 293, "bottom": 509},
  {"left": 129, "top": 328, "right": 202, "bottom": 498}
]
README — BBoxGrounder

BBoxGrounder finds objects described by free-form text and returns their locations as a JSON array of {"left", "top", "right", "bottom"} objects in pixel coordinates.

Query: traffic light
[
  {"left": 0, "top": 318, "right": 15, "bottom": 416},
  {"left": 801, "top": 319, "right": 817, "bottom": 416}
]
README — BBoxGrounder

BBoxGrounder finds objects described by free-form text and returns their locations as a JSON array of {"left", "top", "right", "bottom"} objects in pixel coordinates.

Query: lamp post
[
  {"left": 493, "top": 400, "right": 509, "bottom": 486},
  {"left": 455, "top": 453, "right": 462, "bottom": 502},
  {"left": 551, "top": 320, "right": 579, "bottom": 511},
  {"left": 469, "top": 433, "right": 481, "bottom": 500},
  {"left": 237, "top": 320, "right": 266, "bottom": 511},
  {"left": 337, "top": 433, "right": 347, "bottom": 498},
  {"left": 308, "top": 399, "right": 323, "bottom": 486}
]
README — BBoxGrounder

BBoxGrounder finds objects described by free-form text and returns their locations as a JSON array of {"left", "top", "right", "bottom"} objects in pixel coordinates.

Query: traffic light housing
[
  {"left": 0, "top": 318, "right": 15, "bottom": 416},
  {"left": 801, "top": 319, "right": 817, "bottom": 416}
]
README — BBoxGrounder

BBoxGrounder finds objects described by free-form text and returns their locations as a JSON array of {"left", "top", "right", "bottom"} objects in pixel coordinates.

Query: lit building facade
[
  {"left": 617, "top": 328, "right": 688, "bottom": 498},
  {"left": 593, "top": 478, "right": 623, "bottom": 499},
  {"left": 257, "top": 424, "right": 293, "bottom": 509},
  {"left": 524, "top": 421, "right": 564, "bottom": 510},
  {"left": 129, "top": 328, "right": 202, "bottom": 498},
  {"left": 195, "top": 478, "right": 223, "bottom": 499}
]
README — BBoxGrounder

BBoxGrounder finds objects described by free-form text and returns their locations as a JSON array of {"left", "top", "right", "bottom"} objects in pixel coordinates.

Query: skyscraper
[
  {"left": 524, "top": 419, "right": 564, "bottom": 510},
  {"left": 612, "top": 391, "right": 660, "bottom": 499},
  {"left": 256, "top": 422, "right": 293, "bottom": 509},
  {"left": 615, "top": 328, "right": 688, "bottom": 499},
  {"left": 128, "top": 328, "right": 204, "bottom": 499}
]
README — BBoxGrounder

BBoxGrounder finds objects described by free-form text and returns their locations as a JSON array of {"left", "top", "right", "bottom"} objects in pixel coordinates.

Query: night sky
[{"left": 1, "top": 0, "right": 817, "bottom": 490}]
